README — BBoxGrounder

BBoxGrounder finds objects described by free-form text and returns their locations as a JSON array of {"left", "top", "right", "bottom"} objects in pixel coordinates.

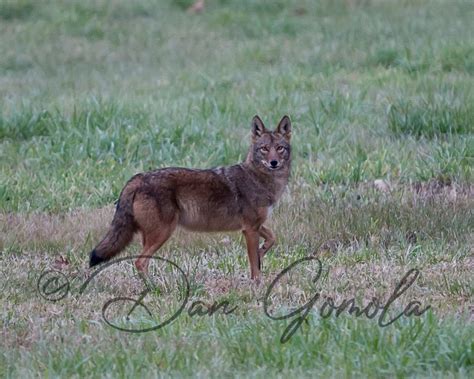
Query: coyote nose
[{"left": 270, "top": 160, "right": 278, "bottom": 168}]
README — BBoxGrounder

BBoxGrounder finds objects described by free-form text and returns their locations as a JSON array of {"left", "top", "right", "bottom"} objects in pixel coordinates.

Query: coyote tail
[{"left": 89, "top": 181, "right": 138, "bottom": 267}]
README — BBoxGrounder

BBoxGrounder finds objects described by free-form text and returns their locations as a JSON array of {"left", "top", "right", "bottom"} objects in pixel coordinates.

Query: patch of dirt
[{"left": 410, "top": 178, "right": 474, "bottom": 202}]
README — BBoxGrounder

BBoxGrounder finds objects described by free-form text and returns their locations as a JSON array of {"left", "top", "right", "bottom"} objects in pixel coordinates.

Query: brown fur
[{"left": 89, "top": 115, "right": 292, "bottom": 280}]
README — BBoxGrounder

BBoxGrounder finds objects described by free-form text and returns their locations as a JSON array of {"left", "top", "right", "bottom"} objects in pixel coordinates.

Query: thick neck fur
[{"left": 242, "top": 148, "right": 290, "bottom": 203}]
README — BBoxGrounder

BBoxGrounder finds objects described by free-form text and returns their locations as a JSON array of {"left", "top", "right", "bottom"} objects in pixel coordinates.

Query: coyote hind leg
[
  {"left": 133, "top": 194, "right": 178, "bottom": 275},
  {"left": 135, "top": 222, "right": 176, "bottom": 275}
]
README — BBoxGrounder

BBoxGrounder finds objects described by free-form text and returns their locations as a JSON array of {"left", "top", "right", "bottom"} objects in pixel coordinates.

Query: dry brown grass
[{"left": 1, "top": 181, "right": 472, "bottom": 345}]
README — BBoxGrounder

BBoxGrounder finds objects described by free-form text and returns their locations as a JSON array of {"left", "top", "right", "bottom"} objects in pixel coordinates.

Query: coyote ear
[
  {"left": 251, "top": 115, "right": 267, "bottom": 138},
  {"left": 276, "top": 115, "right": 291, "bottom": 140}
]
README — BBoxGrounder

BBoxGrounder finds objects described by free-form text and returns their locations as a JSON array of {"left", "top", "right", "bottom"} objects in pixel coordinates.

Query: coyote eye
[
  {"left": 259, "top": 146, "right": 269, "bottom": 153},
  {"left": 277, "top": 146, "right": 286, "bottom": 153}
]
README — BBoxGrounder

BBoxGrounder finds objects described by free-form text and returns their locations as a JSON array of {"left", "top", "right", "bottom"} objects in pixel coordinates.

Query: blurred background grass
[{"left": 0, "top": 0, "right": 472, "bottom": 212}]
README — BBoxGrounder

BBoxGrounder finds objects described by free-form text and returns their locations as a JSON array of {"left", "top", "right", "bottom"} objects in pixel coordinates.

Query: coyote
[{"left": 89, "top": 115, "right": 292, "bottom": 280}]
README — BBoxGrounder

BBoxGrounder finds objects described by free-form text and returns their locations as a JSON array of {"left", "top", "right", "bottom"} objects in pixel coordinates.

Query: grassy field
[{"left": 1, "top": 0, "right": 473, "bottom": 377}]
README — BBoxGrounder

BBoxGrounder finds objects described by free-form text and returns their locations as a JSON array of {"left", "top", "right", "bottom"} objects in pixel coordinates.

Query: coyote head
[{"left": 247, "top": 115, "right": 292, "bottom": 174}]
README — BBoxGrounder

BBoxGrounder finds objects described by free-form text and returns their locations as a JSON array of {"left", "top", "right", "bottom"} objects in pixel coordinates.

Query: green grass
[
  {"left": 1, "top": 311, "right": 472, "bottom": 377},
  {"left": 1, "top": 0, "right": 473, "bottom": 377},
  {"left": 388, "top": 91, "right": 473, "bottom": 138}
]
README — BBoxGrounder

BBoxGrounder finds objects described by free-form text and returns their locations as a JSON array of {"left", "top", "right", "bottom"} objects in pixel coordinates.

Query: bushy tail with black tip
[{"left": 89, "top": 183, "right": 138, "bottom": 268}]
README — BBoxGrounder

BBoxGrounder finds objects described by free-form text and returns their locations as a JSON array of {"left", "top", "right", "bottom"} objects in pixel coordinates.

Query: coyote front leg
[
  {"left": 242, "top": 229, "right": 261, "bottom": 281},
  {"left": 256, "top": 224, "right": 275, "bottom": 271},
  {"left": 258, "top": 225, "right": 275, "bottom": 258}
]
